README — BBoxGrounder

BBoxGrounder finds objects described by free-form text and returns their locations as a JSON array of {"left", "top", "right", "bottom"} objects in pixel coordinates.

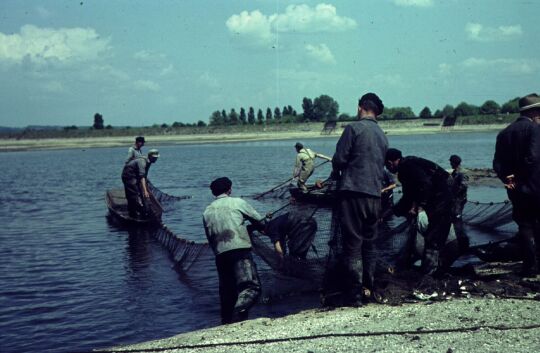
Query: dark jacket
[
  {"left": 493, "top": 116, "right": 540, "bottom": 196},
  {"left": 451, "top": 167, "right": 468, "bottom": 204},
  {"left": 393, "top": 156, "right": 452, "bottom": 216},
  {"left": 332, "top": 118, "right": 388, "bottom": 197},
  {"left": 122, "top": 157, "right": 151, "bottom": 181}
]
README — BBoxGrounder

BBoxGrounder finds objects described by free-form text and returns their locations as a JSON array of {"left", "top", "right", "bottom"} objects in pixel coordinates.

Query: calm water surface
[{"left": 0, "top": 132, "right": 509, "bottom": 353}]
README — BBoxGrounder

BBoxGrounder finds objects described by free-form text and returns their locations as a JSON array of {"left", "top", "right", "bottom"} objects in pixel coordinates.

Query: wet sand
[{"left": 0, "top": 123, "right": 506, "bottom": 152}]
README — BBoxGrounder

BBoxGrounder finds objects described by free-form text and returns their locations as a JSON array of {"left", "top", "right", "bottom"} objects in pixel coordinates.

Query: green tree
[
  {"left": 93, "top": 113, "right": 104, "bottom": 129},
  {"left": 433, "top": 109, "right": 443, "bottom": 118},
  {"left": 501, "top": 97, "right": 520, "bottom": 114},
  {"left": 221, "top": 109, "right": 229, "bottom": 125},
  {"left": 419, "top": 106, "right": 432, "bottom": 119},
  {"left": 209, "top": 110, "right": 223, "bottom": 125},
  {"left": 274, "top": 107, "right": 282, "bottom": 121},
  {"left": 441, "top": 104, "right": 455, "bottom": 118},
  {"left": 479, "top": 100, "right": 501, "bottom": 115},
  {"left": 266, "top": 107, "right": 273, "bottom": 123},
  {"left": 313, "top": 94, "right": 339, "bottom": 121},
  {"left": 338, "top": 113, "right": 352, "bottom": 121},
  {"left": 161, "top": 123, "right": 169, "bottom": 128},
  {"left": 197, "top": 120, "right": 207, "bottom": 127},
  {"left": 229, "top": 108, "right": 239, "bottom": 125},
  {"left": 454, "top": 102, "right": 478, "bottom": 117},
  {"left": 302, "top": 97, "right": 315, "bottom": 121},
  {"left": 257, "top": 109, "right": 264, "bottom": 124},
  {"left": 239, "top": 107, "right": 247, "bottom": 124},
  {"left": 247, "top": 107, "right": 255, "bottom": 124},
  {"left": 288, "top": 105, "right": 294, "bottom": 116},
  {"left": 282, "top": 106, "right": 289, "bottom": 116}
]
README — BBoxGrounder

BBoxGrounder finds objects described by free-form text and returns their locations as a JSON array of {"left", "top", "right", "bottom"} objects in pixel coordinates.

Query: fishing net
[
  {"left": 147, "top": 180, "right": 192, "bottom": 203},
  {"left": 140, "top": 181, "right": 518, "bottom": 301}
]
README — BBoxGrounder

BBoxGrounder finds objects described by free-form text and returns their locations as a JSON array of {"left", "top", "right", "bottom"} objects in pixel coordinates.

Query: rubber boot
[
  {"left": 519, "top": 226, "right": 539, "bottom": 277},
  {"left": 345, "top": 258, "right": 364, "bottom": 307},
  {"left": 421, "top": 248, "right": 440, "bottom": 275},
  {"left": 232, "top": 258, "right": 261, "bottom": 321}
]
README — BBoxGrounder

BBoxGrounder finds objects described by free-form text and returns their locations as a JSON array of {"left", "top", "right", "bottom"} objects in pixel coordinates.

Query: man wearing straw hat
[{"left": 493, "top": 93, "right": 540, "bottom": 276}]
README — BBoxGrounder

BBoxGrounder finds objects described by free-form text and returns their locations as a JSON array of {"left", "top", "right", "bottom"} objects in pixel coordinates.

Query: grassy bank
[{"left": 0, "top": 120, "right": 511, "bottom": 152}]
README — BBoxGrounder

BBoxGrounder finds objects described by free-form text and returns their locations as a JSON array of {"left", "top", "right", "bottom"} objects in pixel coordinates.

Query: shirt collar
[{"left": 216, "top": 194, "right": 229, "bottom": 199}]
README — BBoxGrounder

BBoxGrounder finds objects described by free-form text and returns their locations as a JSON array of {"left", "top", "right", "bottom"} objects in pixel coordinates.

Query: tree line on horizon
[
  {"left": 62, "top": 95, "right": 522, "bottom": 132},
  {"left": 206, "top": 95, "right": 522, "bottom": 127}
]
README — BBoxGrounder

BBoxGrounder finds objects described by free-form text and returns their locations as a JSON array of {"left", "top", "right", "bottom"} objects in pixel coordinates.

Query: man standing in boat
[
  {"left": 385, "top": 148, "right": 453, "bottom": 276},
  {"left": 329, "top": 92, "right": 388, "bottom": 306},
  {"left": 203, "top": 177, "right": 266, "bottom": 324},
  {"left": 493, "top": 93, "right": 540, "bottom": 276},
  {"left": 293, "top": 142, "right": 332, "bottom": 192},
  {"left": 125, "top": 136, "right": 145, "bottom": 164},
  {"left": 121, "top": 149, "right": 159, "bottom": 219}
]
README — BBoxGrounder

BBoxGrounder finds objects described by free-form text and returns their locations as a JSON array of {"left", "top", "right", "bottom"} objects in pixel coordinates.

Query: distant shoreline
[{"left": 0, "top": 124, "right": 506, "bottom": 153}]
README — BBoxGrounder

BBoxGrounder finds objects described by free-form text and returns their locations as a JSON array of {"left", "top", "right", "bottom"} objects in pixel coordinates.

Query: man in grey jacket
[
  {"left": 203, "top": 177, "right": 266, "bottom": 324},
  {"left": 331, "top": 92, "right": 388, "bottom": 306}
]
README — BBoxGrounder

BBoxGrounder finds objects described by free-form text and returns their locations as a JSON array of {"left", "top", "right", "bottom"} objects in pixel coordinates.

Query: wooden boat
[
  {"left": 105, "top": 188, "right": 163, "bottom": 224},
  {"left": 289, "top": 186, "right": 336, "bottom": 205}
]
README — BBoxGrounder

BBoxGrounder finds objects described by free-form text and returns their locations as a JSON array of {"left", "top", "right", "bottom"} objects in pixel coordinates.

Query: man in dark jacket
[
  {"left": 264, "top": 211, "right": 317, "bottom": 259},
  {"left": 330, "top": 92, "right": 388, "bottom": 306},
  {"left": 121, "top": 149, "right": 159, "bottom": 219},
  {"left": 493, "top": 93, "right": 540, "bottom": 276},
  {"left": 385, "top": 148, "right": 453, "bottom": 275}
]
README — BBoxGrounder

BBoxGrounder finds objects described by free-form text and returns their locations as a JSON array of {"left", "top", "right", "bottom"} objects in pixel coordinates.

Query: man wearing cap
[
  {"left": 121, "top": 149, "right": 159, "bottom": 219},
  {"left": 126, "top": 136, "right": 145, "bottom": 164},
  {"left": 449, "top": 154, "right": 470, "bottom": 253},
  {"left": 203, "top": 177, "right": 266, "bottom": 324},
  {"left": 293, "top": 142, "right": 332, "bottom": 192},
  {"left": 329, "top": 92, "right": 388, "bottom": 306},
  {"left": 385, "top": 148, "right": 453, "bottom": 276},
  {"left": 493, "top": 93, "right": 540, "bottom": 276}
]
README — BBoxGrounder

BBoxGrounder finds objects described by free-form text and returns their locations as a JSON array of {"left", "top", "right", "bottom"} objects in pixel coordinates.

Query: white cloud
[
  {"left": 0, "top": 25, "right": 111, "bottom": 65},
  {"left": 393, "top": 0, "right": 433, "bottom": 7},
  {"left": 42, "top": 80, "right": 64, "bottom": 93},
  {"left": 134, "top": 80, "right": 160, "bottom": 92},
  {"left": 133, "top": 50, "right": 167, "bottom": 61},
  {"left": 465, "top": 22, "right": 522, "bottom": 42},
  {"left": 226, "top": 10, "right": 274, "bottom": 45},
  {"left": 461, "top": 57, "right": 539, "bottom": 74},
  {"left": 438, "top": 63, "right": 452, "bottom": 75},
  {"left": 35, "top": 6, "right": 52, "bottom": 18},
  {"left": 305, "top": 43, "right": 335, "bottom": 64},
  {"left": 198, "top": 71, "right": 220, "bottom": 88},
  {"left": 226, "top": 3, "right": 356, "bottom": 46},
  {"left": 272, "top": 3, "right": 357, "bottom": 33},
  {"left": 159, "top": 64, "right": 175, "bottom": 76}
]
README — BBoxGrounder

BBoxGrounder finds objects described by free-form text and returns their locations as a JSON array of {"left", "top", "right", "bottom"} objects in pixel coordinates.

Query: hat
[
  {"left": 449, "top": 155, "right": 461, "bottom": 165},
  {"left": 148, "top": 149, "right": 159, "bottom": 158},
  {"left": 210, "top": 177, "right": 232, "bottom": 196},
  {"left": 519, "top": 93, "right": 540, "bottom": 112},
  {"left": 135, "top": 136, "right": 145, "bottom": 143},
  {"left": 386, "top": 148, "right": 402, "bottom": 161},
  {"left": 359, "top": 93, "right": 384, "bottom": 116},
  {"left": 294, "top": 142, "right": 303, "bottom": 150}
]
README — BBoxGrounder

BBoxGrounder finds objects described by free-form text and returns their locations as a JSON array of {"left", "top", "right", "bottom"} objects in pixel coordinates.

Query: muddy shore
[
  {"left": 100, "top": 263, "right": 540, "bottom": 353},
  {"left": 0, "top": 123, "right": 506, "bottom": 152}
]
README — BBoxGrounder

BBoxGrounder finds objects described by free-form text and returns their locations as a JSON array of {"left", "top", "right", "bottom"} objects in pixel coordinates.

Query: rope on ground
[{"left": 95, "top": 323, "right": 540, "bottom": 352}]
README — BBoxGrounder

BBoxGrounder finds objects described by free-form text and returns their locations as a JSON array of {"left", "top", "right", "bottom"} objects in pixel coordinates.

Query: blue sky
[{"left": 0, "top": 0, "right": 538, "bottom": 127}]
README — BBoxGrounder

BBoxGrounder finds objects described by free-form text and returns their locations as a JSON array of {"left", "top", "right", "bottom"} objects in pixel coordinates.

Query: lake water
[{"left": 0, "top": 132, "right": 510, "bottom": 353}]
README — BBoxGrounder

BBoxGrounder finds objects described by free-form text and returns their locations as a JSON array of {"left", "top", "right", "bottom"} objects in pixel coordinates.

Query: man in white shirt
[
  {"left": 293, "top": 142, "right": 331, "bottom": 192},
  {"left": 203, "top": 177, "right": 266, "bottom": 324}
]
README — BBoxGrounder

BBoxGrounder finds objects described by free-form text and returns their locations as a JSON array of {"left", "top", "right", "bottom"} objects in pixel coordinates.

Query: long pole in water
[{"left": 254, "top": 159, "right": 330, "bottom": 199}]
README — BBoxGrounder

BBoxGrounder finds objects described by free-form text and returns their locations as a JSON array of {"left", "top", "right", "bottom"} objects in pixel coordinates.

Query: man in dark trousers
[
  {"left": 121, "top": 149, "right": 159, "bottom": 219},
  {"left": 385, "top": 148, "right": 453, "bottom": 275},
  {"left": 203, "top": 177, "right": 266, "bottom": 324},
  {"left": 331, "top": 92, "right": 388, "bottom": 306},
  {"left": 449, "top": 154, "right": 470, "bottom": 252},
  {"left": 493, "top": 93, "right": 540, "bottom": 276}
]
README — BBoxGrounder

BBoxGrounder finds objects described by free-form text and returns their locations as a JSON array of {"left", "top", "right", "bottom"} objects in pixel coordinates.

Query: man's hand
[
  {"left": 504, "top": 174, "right": 516, "bottom": 190},
  {"left": 143, "top": 191, "right": 150, "bottom": 198}
]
